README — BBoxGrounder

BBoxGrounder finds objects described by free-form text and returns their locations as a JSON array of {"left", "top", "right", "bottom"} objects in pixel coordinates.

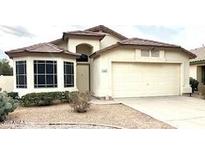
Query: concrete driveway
[{"left": 116, "top": 96, "right": 205, "bottom": 128}]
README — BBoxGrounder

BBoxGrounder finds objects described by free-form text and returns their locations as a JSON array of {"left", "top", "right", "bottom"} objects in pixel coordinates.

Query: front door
[{"left": 77, "top": 64, "right": 90, "bottom": 92}]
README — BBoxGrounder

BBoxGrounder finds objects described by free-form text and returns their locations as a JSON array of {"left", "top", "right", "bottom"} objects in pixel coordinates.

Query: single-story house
[
  {"left": 190, "top": 46, "right": 205, "bottom": 85},
  {"left": 5, "top": 25, "right": 196, "bottom": 98}
]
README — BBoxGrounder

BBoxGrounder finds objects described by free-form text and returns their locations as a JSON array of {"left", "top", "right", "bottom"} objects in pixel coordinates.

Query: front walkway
[{"left": 116, "top": 96, "right": 205, "bottom": 128}]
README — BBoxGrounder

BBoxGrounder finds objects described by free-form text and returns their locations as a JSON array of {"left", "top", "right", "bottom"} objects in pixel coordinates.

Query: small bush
[
  {"left": 69, "top": 92, "right": 91, "bottom": 113},
  {"left": 20, "top": 91, "right": 70, "bottom": 107},
  {"left": 7, "top": 92, "right": 19, "bottom": 100},
  {"left": 190, "top": 77, "right": 199, "bottom": 93},
  {"left": 0, "top": 92, "right": 18, "bottom": 122}
]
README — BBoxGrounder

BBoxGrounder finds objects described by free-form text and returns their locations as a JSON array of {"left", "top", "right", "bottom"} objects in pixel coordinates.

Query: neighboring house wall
[
  {"left": 0, "top": 76, "right": 14, "bottom": 92},
  {"left": 100, "top": 34, "right": 120, "bottom": 49},
  {"left": 190, "top": 65, "right": 197, "bottom": 79},
  {"left": 13, "top": 56, "right": 77, "bottom": 97},
  {"left": 91, "top": 47, "right": 191, "bottom": 98},
  {"left": 197, "top": 66, "right": 202, "bottom": 83},
  {"left": 190, "top": 64, "right": 205, "bottom": 85}
]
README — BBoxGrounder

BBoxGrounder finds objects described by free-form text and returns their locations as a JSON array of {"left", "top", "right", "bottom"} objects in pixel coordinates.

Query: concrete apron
[
  {"left": 116, "top": 96, "right": 205, "bottom": 129},
  {"left": 90, "top": 98, "right": 119, "bottom": 105}
]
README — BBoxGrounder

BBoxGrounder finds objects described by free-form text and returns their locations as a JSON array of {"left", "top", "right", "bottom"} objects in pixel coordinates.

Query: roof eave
[
  {"left": 63, "top": 33, "right": 105, "bottom": 40},
  {"left": 90, "top": 43, "right": 196, "bottom": 59},
  {"left": 5, "top": 50, "right": 81, "bottom": 59},
  {"left": 119, "top": 43, "right": 196, "bottom": 59},
  {"left": 180, "top": 48, "right": 196, "bottom": 59},
  {"left": 86, "top": 25, "right": 127, "bottom": 40},
  {"left": 190, "top": 60, "right": 205, "bottom": 65},
  {"left": 89, "top": 42, "right": 121, "bottom": 58}
]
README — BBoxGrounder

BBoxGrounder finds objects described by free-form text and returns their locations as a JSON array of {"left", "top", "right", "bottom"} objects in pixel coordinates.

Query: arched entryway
[
  {"left": 76, "top": 44, "right": 93, "bottom": 92},
  {"left": 76, "top": 43, "right": 93, "bottom": 62}
]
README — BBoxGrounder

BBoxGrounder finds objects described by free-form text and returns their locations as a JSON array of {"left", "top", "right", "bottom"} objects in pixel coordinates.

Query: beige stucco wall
[
  {"left": 0, "top": 76, "right": 14, "bottom": 92},
  {"left": 90, "top": 58, "right": 101, "bottom": 96},
  {"left": 68, "top": 38, "right": 100, "bottom": 53},
  {"left": 67, "top": 33, "right": 120, "bottom": 53},
  {"left": 13, "top": 55, "right": 77, "bottom": 97},
  {"left": 91, "top": 47, "right": 191, "bottom": 98},
  {"left": 100, "top": 34, "right": 120, "bottom": 49}
]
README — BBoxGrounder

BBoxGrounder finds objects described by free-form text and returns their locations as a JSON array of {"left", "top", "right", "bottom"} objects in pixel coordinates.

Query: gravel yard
[{"left": 0, "top": 103, "right": 174, "bottom": 129}]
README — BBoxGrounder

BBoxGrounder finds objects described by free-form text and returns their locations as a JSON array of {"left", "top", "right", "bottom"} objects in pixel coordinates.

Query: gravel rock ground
[
  {"left": 0, "top": 122, "right": 115, "bottom": 129},
  {"left": 0, "top": 104, "right": 174, "bottom": 129}
]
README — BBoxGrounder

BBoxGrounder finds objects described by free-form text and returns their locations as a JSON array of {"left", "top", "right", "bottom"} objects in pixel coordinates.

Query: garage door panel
[{"left": 112, "top": 63, "right": 180, "bottom": 98}]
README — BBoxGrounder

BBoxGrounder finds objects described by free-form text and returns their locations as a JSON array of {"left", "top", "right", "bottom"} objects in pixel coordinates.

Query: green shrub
[
  {"left": 20, "top": 91, "right": 71, "bottom": 107},
  {"left": 69, "top": 92, "right": 91, "bottom": 113},
  {"left": 190, "top": 77, "right": 199, "bottom": 93},
  {"left": 0, "top": 92, "right": 18, "bottom": 122},
  {"left": 56, "top": 91, "right": 70, "bottom": 103},
  {"left": 7, "top": 92, "right": 19, "bottom": 100}
]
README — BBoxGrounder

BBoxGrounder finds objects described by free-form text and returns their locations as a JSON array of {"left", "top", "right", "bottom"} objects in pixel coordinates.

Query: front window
[
  {"left": 64, "top": 62, "right": 74, "bottom": 87},
  {"left": 16, "top": 61, "right": 27, "bottom": 88},
  {"left": 34, "top": 60, "right": 57, "bottom": 88}
]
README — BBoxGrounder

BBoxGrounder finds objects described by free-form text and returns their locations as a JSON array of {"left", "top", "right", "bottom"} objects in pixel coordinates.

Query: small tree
[
  {"left": 69, "top": 92, "right": 91, "bottom": 113},
  {"left": 0, "top": 59, "right": 13, "bottom": 76}
]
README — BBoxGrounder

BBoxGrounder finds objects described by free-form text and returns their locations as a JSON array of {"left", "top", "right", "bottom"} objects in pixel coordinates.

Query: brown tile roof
[
  {"left": 63, "top": 30, "right": 106, "bottom": 40},
  {"left": 86, "top": 25, "right": 127, "bottom": 40},
  {"left": 119, "top": 38, "right": 180, "bottom": 47},
  {"left": 5, "top": 43, "right": 80, "bottom": 58},
  {"left": 65, "top": 30, "right": 105, "bottom": 36},
  {"left": 89, "top": 43, "right": 120, "bottom": 58},
  {"left": 49, "top": 38, "right": 63, "bottom": 44},
  {"left": 90, "top": 38, "right": 196, "bottom": 59},
  {"left": 190, "top": 46, "right": 205, "bottom": 64}
]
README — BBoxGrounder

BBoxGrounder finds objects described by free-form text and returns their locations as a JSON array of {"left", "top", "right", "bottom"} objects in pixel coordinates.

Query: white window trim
[
  {"left": 34, "top": 60, "right": 57, "bottom": 88},
  {"left": 151, "top": 50, "right": 160, "bottom": 57},
  {"left": 141, "top": 49, "right": 160, "bottom": 57},
  {"left": 64, "top": 61, "right": 74, "bottom": 87},
  {"left": 141, "top": 50, "right": 150, "bottom": 57},
  {"left": 16, "top": 60, "right": 27, "bottom": 88}
]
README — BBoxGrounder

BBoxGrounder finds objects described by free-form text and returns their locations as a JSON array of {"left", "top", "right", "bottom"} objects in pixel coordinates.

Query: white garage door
[{"left": 112, "top": 62, "right": 180, "bottom": 98}]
